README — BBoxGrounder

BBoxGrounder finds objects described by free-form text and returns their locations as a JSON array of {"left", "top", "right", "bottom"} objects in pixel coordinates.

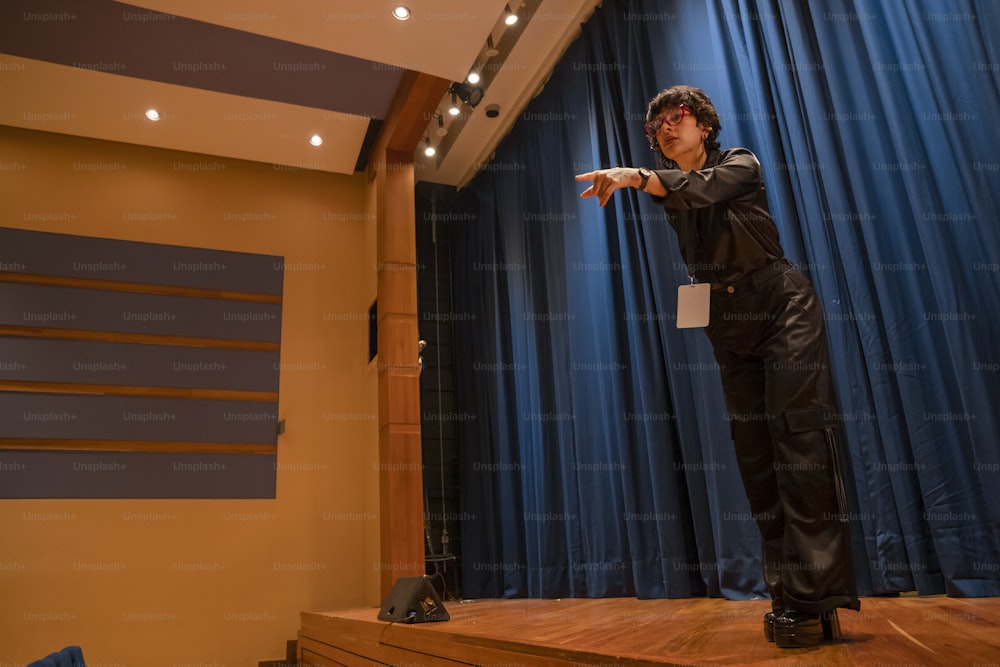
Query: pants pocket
[{"left": 783, "top": 405, "right": 849, "bottom": 518}]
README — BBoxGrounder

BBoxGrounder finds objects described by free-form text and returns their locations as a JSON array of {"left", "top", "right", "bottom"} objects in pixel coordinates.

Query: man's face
[{"left": 646, "top": 104, "right": 709, "bottom": 165}]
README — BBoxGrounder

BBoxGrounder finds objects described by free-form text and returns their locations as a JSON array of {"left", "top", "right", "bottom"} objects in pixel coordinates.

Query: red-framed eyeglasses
[{"left": 644, "top": 105, "right": 692, "bottom": 137}]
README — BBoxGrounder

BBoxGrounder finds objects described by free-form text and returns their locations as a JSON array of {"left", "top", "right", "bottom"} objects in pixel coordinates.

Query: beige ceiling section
[
  {"left": 0, "top": 54, "right": 367, "bottom": 174},
  {"left": 0, "top": 1, "right": 606, "bottom": 182},
  {"left": 123, "top": 0, "right": 510, "bottom": 82},
  {"left": 418, "top": 0, "right": 600, "bottom": 187}
]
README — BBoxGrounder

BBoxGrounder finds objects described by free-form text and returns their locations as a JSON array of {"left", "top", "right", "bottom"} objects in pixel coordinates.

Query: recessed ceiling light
[
  {"left": 145, "top": 109, "right": 160, "bottom": 121},
  {"left": 309, "top": 134, "right": 323, "bottom": 146},
  {"left": 504, "top": 4, "right": 518, "bottom": 25},
  {"left": 392, "top": 6, "right": 410, "bottom": 20}
]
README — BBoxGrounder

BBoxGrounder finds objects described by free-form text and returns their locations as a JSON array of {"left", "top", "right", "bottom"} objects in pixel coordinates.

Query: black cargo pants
[{"left": 704, "top": 258, "right": 860, "bottom": 615}]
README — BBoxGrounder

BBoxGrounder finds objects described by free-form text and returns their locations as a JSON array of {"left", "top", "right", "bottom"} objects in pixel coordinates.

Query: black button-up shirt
[{"left": 650, "top": 148, "right": 784, "bottom": 285}]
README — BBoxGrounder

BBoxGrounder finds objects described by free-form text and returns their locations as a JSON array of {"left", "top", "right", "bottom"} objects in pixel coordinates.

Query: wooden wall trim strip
[
  {"left": 0, "top": 271, "right": 282, "bottom": 304},
  {"left": 0, "top": 438, "right": 277, "bottom": 454},
  {"left": 0, "top": 379, "right": 278, "bottom": 402},
  {"left": 0, "top": 324, "right": 280, "bottom": 351}
]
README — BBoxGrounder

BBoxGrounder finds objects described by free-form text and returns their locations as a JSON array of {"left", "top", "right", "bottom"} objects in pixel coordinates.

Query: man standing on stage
[{"left": 576, "top": 85, "right": 860, "bottom": 648}]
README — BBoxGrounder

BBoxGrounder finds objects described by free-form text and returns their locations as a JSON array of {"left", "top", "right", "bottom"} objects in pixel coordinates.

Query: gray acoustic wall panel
[{"left": 0, "top": 226, "right": 284, "bottom": 498}]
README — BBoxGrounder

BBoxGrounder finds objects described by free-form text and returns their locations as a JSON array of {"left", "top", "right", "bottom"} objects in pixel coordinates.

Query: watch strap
[{"left": 637, "top": 167, "right": 651, "bottom": 191}]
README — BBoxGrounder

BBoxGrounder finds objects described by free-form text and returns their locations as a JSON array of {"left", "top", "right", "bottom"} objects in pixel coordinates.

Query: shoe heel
[
  {"left": 773, "top": 625, "right": 823, "bottom": 649},
  {"left": 773, "top": 612, "right": 825, "bottom": 648},
  {"left": 763, "top": 612, "right": 775, "bottom": 642},
  {"left": 822, "top": 610, "right": 841, "bottom": 640}
]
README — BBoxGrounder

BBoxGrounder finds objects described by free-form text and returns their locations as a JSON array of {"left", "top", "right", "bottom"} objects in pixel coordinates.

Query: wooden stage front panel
[{"left": 299, "top": 596, "right": 1000, "bottom": 666}]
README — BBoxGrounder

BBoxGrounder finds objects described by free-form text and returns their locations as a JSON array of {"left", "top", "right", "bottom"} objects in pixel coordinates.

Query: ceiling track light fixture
[
  {"left": 467, "top": 70, "right": 481, "bottom": 85},
  {"left": 434, "top": 113, "right": 447, "bottom": 137},
  {"left": 423, "top": 134, "right": 436, "bottom": 157},
  {"left": 449, "top": 82, "right": 484, "bottom": 110},
  {"left": 504, "top": 3, "right": 518, "bottom": 25},
  {"left": 448, "top": 92, "right": 461, "bottom": 116},
  {"left": 485, "top": 35, "right": 499, "bottom": 58}
]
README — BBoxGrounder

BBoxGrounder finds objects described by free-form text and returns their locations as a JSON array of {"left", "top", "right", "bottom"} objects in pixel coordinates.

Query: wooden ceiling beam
[{"left": 370, "top": 70, "right": 451, "bottom": 164}]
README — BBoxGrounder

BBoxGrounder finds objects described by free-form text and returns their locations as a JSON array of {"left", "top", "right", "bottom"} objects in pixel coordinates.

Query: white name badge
[{"left": 676, "top": 282, "right": 711, "bottom": 328}]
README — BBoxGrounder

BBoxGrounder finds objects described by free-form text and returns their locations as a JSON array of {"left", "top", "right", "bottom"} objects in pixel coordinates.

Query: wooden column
[
  {"left": 375, "top": 150, "right": 423, "bottom": 593},
  {"left": 372, "top": 72, "right": 451, "bottom": 596}
]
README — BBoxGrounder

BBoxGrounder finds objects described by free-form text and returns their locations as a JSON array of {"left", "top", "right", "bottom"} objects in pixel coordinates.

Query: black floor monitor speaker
[{"left": 377, "top": 575, "right": 450, "bottom": 623}]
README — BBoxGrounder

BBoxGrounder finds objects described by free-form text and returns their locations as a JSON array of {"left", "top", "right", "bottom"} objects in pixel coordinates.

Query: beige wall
[{"left": 0, "top": 125, "right": 382, "bottom": 665}]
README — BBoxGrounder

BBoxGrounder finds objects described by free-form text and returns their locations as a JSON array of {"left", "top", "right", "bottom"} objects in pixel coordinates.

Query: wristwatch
[{"left": 637, "top": 167, "right": 652, "bottom": 191}]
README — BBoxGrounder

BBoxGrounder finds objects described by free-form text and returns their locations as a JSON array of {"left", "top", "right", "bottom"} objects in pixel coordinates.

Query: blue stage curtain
[{"left": 431, "top": 0, "right": 1000, "bottom": 600}]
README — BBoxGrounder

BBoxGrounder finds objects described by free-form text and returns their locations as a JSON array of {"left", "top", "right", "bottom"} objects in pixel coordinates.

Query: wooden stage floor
[{"left": 298, "top": 595, "right": 1000, "bottom": 666}]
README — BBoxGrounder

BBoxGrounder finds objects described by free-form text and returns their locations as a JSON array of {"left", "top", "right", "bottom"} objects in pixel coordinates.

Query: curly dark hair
[{"left": 645, "top": 85, "right": 721, "bottom": 165}]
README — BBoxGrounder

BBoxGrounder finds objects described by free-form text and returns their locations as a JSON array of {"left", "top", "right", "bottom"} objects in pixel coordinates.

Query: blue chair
[
  {"left": 66, "top": 646, "right": 85, "bottom": 666},
  {"left": 50, "top": 649, "right": 73, "bottom": 667},
  {"left": 27, "top": 646, "right": 85, "bottom": 667},
  {"left": 26, "top": 659, "right": 57, "bottom": 667}
]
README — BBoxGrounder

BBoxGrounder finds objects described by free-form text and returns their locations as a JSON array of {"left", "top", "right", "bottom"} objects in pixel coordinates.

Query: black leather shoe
[
  {"left": 822, "top": 608, "right": 842, "bottom": 641},
  {"left": 773, "top": 609, "right": 840, "bottom": 648},
  {"left": 763, "top": 611, "right": 776, "bottom": 642}
]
